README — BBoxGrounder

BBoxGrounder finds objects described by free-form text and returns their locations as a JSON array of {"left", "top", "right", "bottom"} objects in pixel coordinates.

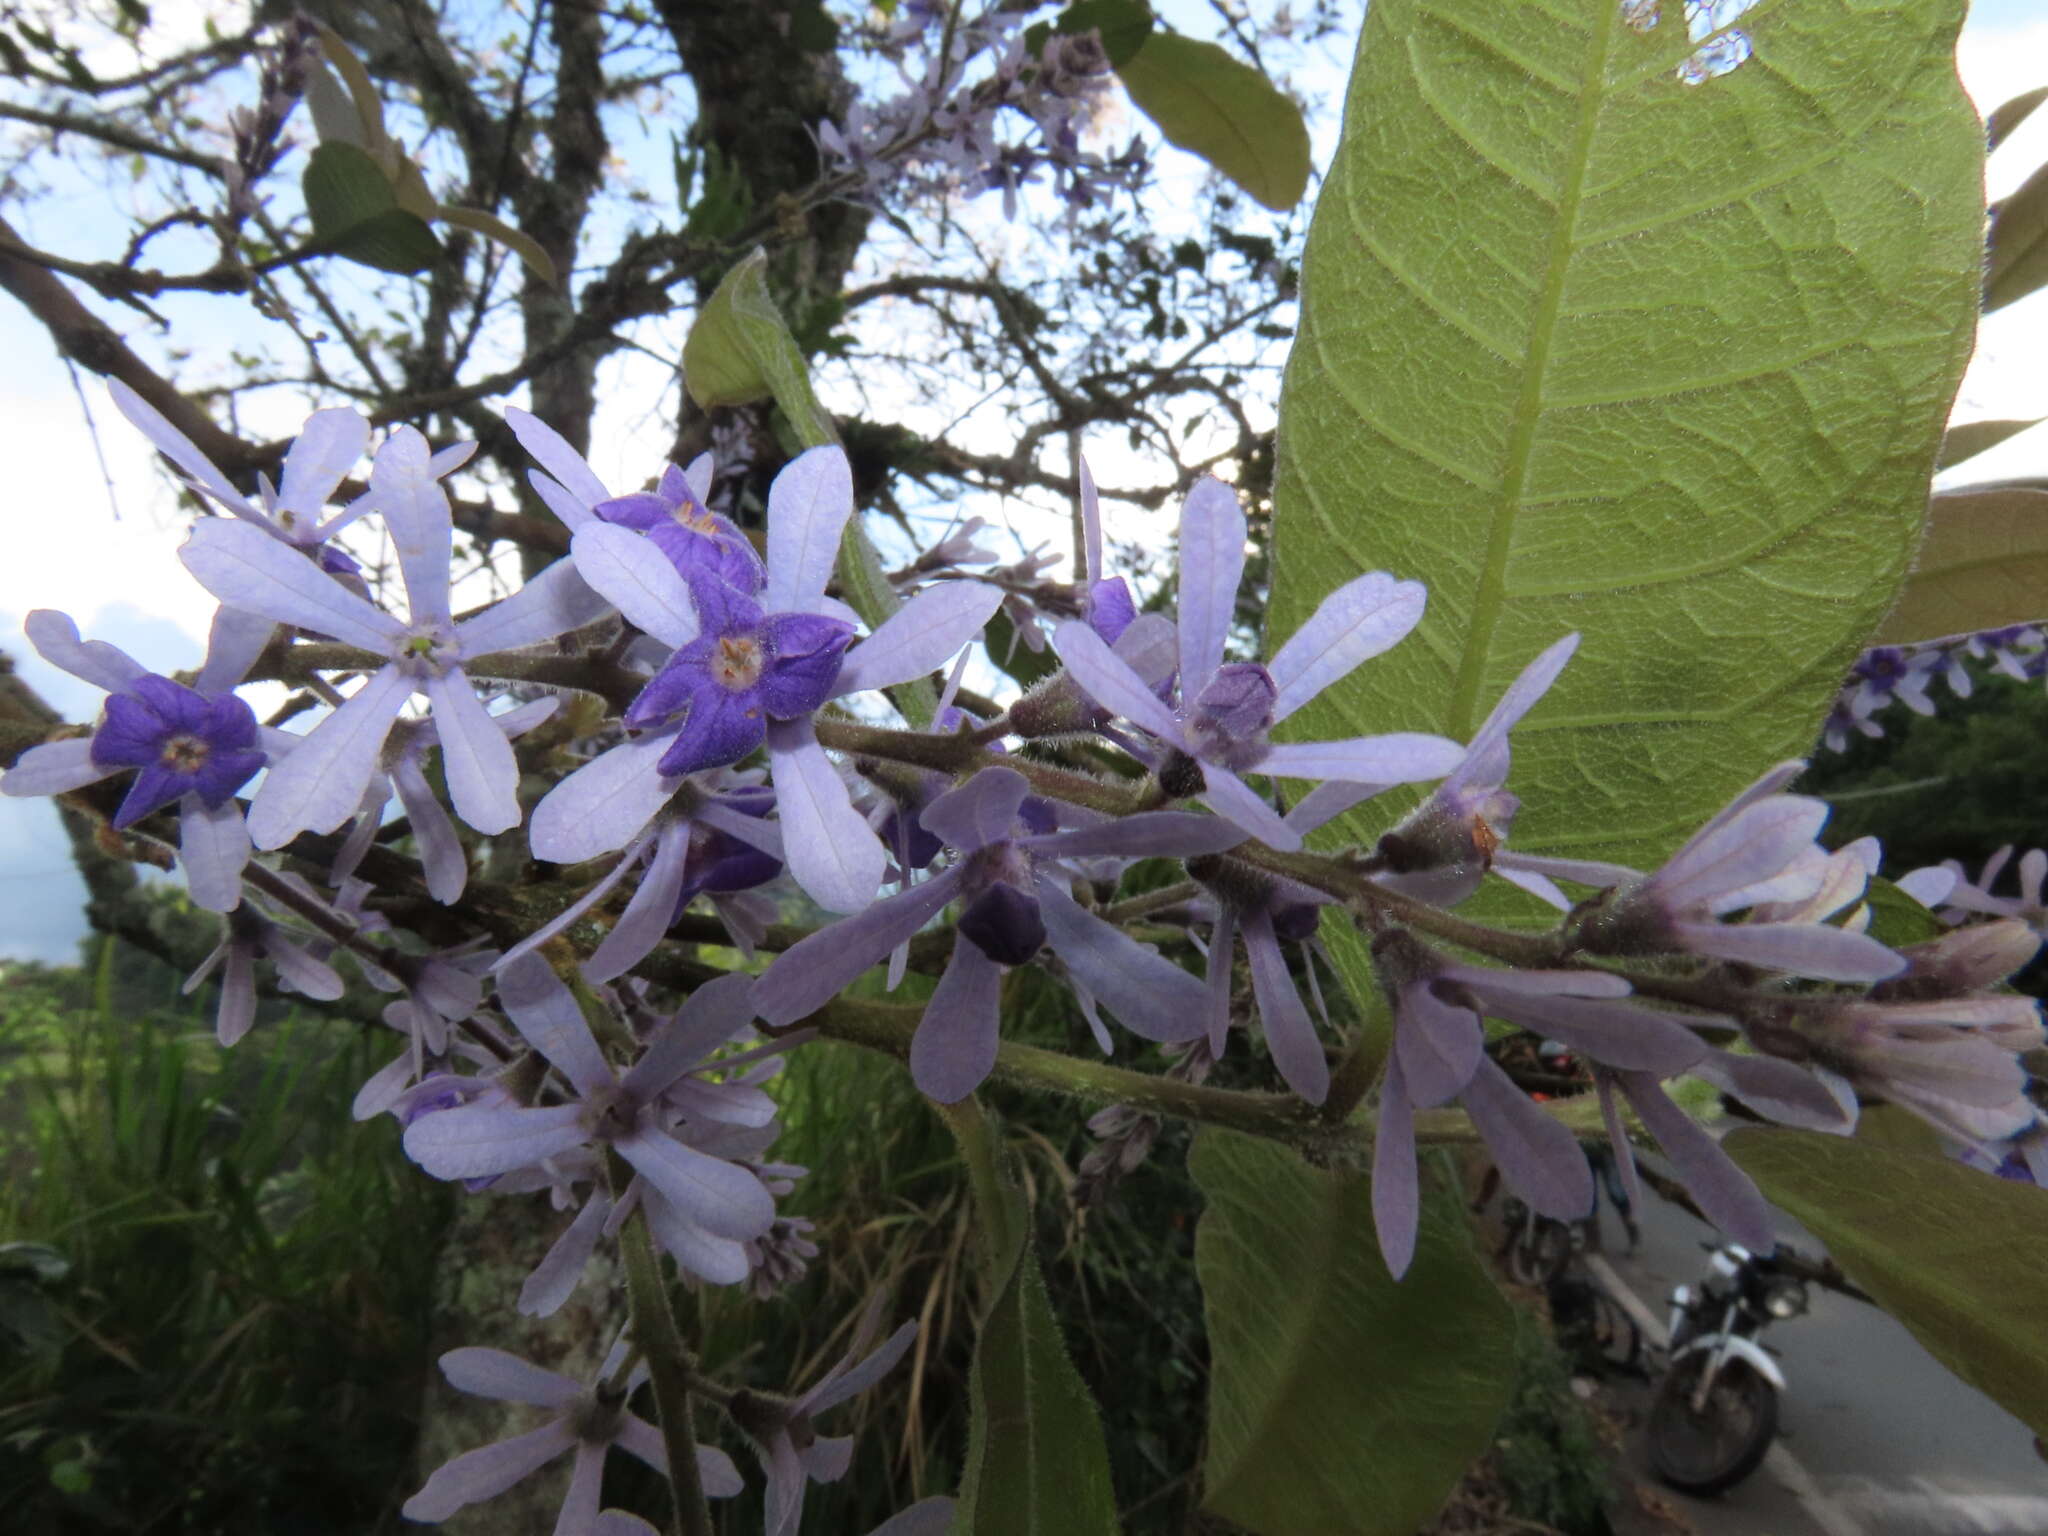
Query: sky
[{"left": 3, "top": 3, "right": 2047, "bottom": 964}]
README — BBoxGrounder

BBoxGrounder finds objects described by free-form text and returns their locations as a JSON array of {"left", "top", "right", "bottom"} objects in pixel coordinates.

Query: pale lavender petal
[
  {"left": 570, "top": 524, "right": 700, "bottom": 649},
  {"left": 693, "top": 798, "right": 784, "bottom": 859},
  {"left": 1445, "top": 633, "right": 1578, "bottom": 792},
  {"left": 867, "top": 1498, "right": 959, "bottom": 1536},
  {"left": 1435, "top": 963, "right": 1630, "bottom": 999},
  {"left": 264, "top": 931, "right": 344, "bottom": 1001},
  {"left": 1657, "top": 792, "right": 1825, "bottom": 911},
  {"left": 764, "top": 446, "right": 854, "bottom": 610},
  {"left": 1597, "top": 1077, "right": 1643, "bottom": 1213},
  {"left": 352, "top": 1048, "right": 415, "bottom": 1121},
  {"left": 1895, "top": 866, "right": 1959, "bottom": 908},
  {"left": 1492, "top": 861, "right": 1573, "bottom": 910},
  {"left": 616, "top": 1129, "right": 775, "bottom": 1239},
  {"left": 1206, "top": 907, "right": 1236, "bottom": 1055},
  {"left": 613, "top": 1414, "right": 667, "bottom": 1474},
  {"left": 507, "top": 407, "right": 611, "bottom": 516},
  {"left": 766, "top": 719, "right": 884, "bottom": 913},
  {"left": 664, "top": 1077, "right": 778, "bottom": 1128},
  {"left": 1257, "top": 734, "right": 1465, "bottom": 784},
  {"left": 425, "top": 669, "right": 522, "bottom": 834},
  {"left": 800, "top": 1436, "right": 854, "bottom": 1484},
  {"left": 584, "top": 823, "right": 692, "bottom": 983},
  {"left": 530, "top": 736, "right": 677, "bottom": 864},
  {"left": 557, "top": 1441, "right": 605, "bottom": 1536},
  {"left": 804, "top": 1320, "right": 918, "bottom": 1414},
  {"left": 499, "top": 840, "right": 648, "bottom": 973},
  {"left": 833, "top": 581, "right": 1001, "bottom": 696},
  {"left": 1286, "top": 779, "right": 1388, "bottom": 836},
  {"left": 392, "top": 755, "right": 469, "bottom": 903},
  {"left": 642, "top": 1185, "right": 754, "bottom": 1284},
  {"left": 1394, "top": 983, "right": 1482, "bottom": 1107},
  {"left": 1023, "top": 810, "right": 1246, "bottom": 860},
  {"left": 1696, "top": 1050, "right": 1856, "bottom": 1133},
  {"left": 456, "top": 558, "right": 615, "bottom": 654},
  {"left": 108, "top": 378, "right": 259, "bottom": 518},
  {"left": 1175, "top": 476, "right": 1246, "bottom": 697},
  {"left": 1373, "top": 1055, "right": 1420, "bottom": 1279},
  {"left": 520, "top": 1189, "right": 611, "bottom": 1316},
  {"left": 159, "top": 795, "right": 265, "bottom": 913},
  {"left": 498, "top": 952, "right": 613, "bottom": 1097},
  {"left": 247, "top": 665, "right": 410, "bottom": 847},
  {"left": 366, "top": 426, "right": 453, "bottom": 626},
  {"left": 919, "top": 766, "right": 1029, "bottom": 853},
  {"left": 1049, "top": 620, "right": 1184, "bottom": 742},
  {"left": 764, "top": 1434, "right": 807, "bottom": 1536},
  {"left": 1672, "top": 919, "right": 1904, "bottom": 982},
  {"left": 1493, "top": 850, "right": 1640, "bottom": 889},
  {"left": 1197, "top": 765, "right": 1300, "bottom": 850},
  {"left": 911, "top": 939, "right": 1005, "bottom": 1102},
  {"left": 439, "top": 1346, "right": 582, "bottom": 1409},
  {"left": 2, "top": 738, "right": 118, "bottom": 797},
  {"left": 274, "top": 408, "right": 368, "bottom": 525},
  {"left": 196, "top": 605, "right": 277, "bottom": 693},
  {"left": 1478, "top": 991, "right": 1709, "bottom": 1074},
  {"left": 753, "top": 866, "right": 965, "bottom": 1026},
  {"left": 1617, "top": 1072, "right": 1774, "bottom": 1249},
  {"left": 1242, "top": 907, "right": 1327, "bottom": 1104},
  {"left": 24, "top": 609, "right": 149, "bottom": 693},
  {"left": 1266, "top": 573, "right": 1428, "bottom": 723},
  {"left": 1461, "top": 1056, "right": 1593, "bottom": 1219},
  {"left": 218, "top": 943, "right": 257, "bottom": 1046},
  {"left": 181, "top": 520, "right": 402, "bottom": 652},
  {"left": 401, "top": 1420, "right": 576, "bottom": 1521},
  {"left": 1037, "top": 872, "right": 1209, "bottom": 1043},
  {"left": 404, "top": 1101, "right": 588, "bottom": 1180},
  {"left": 528, "top": 468, "right": 595, "bottom": 530},
  {"left": 624, "top": 971, "right": 761, "bottom": 1100}
]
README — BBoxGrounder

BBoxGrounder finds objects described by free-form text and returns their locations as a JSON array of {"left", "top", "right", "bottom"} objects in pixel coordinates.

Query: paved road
[{"left": 1588, "top": 1176, "right": 2048, "bottom": 1536}]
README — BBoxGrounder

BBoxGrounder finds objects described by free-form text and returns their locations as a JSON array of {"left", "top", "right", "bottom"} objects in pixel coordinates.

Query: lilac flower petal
[
  {"left": 440, "top": 1346, "right": 582, "bottom": 1409},
  {"left": 1266, "top": 573, "right": 1428, "bottom": 723},
  {"left": 218, "top": 943, "right": 257, "bottom": 1046},
  {"left": 1373, "top": 1056, "right": 1420, "bottom": 1280},
  {"left": 1023, "top": 810, "right": 1246, "bottom": 860},
  {"left": 1671, "top": 919, "right": 1904, "bottom": 982},
  {"left": 764, "top": 446, "right": 854, "bottom": 611},
  {"left": 180, "top": 519, "right": 403, "bottom": 652},
  {"left": 804, "top": 1319, "right": 919, "bottom": 1414},
  {"left": 665, "top": 1076, "right": 778, "bottom": 1128},
  {"left": 766, "top": 718, "right": 885, "bottom": 912},
  {"left": 1447, "top": 633, "right": 1578, "bottom": 792},
  {"left": 1206, "top": 907, "right": 1236, "bottom": 1055},
  {"left": 528, "top": 468, "right": 595, "bottom": 531},
  {"left": 1080, "top": 454, "right": 1104, "bottom": 582},
  {"left": 1037, "top": 873, "right": 1209, "bottom": 1043},
  {"left": 506, "top": 407, "right": 611, "bottom": 518},
  {"left": 764, "top": 1434, "right": 808, "bottom": 1536},
  {"left": 1286, "top": 780, "right": 1388, "bottom": 836},
  {"left": 911, "top": 939, "right": 1005, "bottom": 1102},
  {"left": 1657, "top": 792, "right": 1825, "bottom": 911},
  {"left": 456, "top": 557, "right": 615, "bottom": 654},
  {"left": 401, "top": 1420, "right": 577, "bottom": 1521},
  {"left": 108, "top": 379, "right": 262, "bottom": 519},
  {"left": 583, "top": 823, "right": 692, "bottom": 984},
  {"left": 757, "top": 611, "right": 857, "bottom": 718},
  {"left": 196, "top": 604, "right": 277, "bottom": 694},
  {"left": 754, "top": 865, "right": 965, "bottom": 1026},
  {"left": 392, "top": 755, "right": 469, "bottom": 903},
  {"left": 1114, "top": 612, "right": 1180, "bottom": 689},
  {"left": 1493, "top": 861, "right": 1573, "bottom": 910},
  {"left": 556, "top": 1442, "right": 606, "bottom": 1536},
  {"left": 1895, "top": 866, "right": 1960, "bottom": 908},
  {"left": 615, "top": 1128, "right": 775, "bottom": 1239},
  {"left": 520, "top": 1189, "right": 611, "bottom": 1317},
  {"left": 920, "top": 766, "right": 1029, "bottom": 853},
  {"left": 641, "top": 1184, "right": 754, "bottom": 1283},
  {"left": 367, "top": 432, "right": 453, "bottom": 624},
  {"left": 571, "top": 524, "right": 701, "bottom": 649},
  {"left": 498, "top": 838, "right": 648, "bottom": 972},
  {"left": 1258, "top": 733, "right": 1465, "bottom": 784},
  {"left": 1197, "top": 765, "right": 1301, "bottom": 850},
  {"left": 1049, "top": 620, "right": 1184, "bottom": 741},
  {"left": 247, "top": 665, "right": 411, "bottom": 847},
  {"left": 404, "top": 1101, "right": 588, "bottom": 1180},
  {"left": 352, "top": 1048, "right": 415, "bottom": 1121},
  {"left": 425, "top": 670, "right": 522, "bottom": 834},
  {"left": 23, "top": 609, "right": 150, "bottom": 694},
  {"left": 1394, "top": 982, "right": 1482, "bottom": 1107},
  {"left": 267, "top": 930, "right": 345, "bottom": 1000},
  {"left": 623, "top": 970, "right": 763, "bottom": 1100},
  {"left": 833, "top": 580, "right": 1002, "bottom": 697},
  {"left": 2, "top": 737, "right": 118, "bottom": 797},
  {"left": 1461, "top": 1056, "right": 1593, "bottom": 1219},
  {"left": 613, "top": 1415, "right": 667, "bottom": 1476},
  {"left": 1597, "top": 1077, "right": 1643, "bottom": 1213},
  {"left": 530, "top": 735, "right": 677, "bottom": 864},
  {"left": 497, "top": 953, "right": 614, "bottom": 1097},
  {"left": 1242, "top": 907, "right": 1328, "bottom": 1104},
  {"left": 694, "top": 798, "right": 784, "bottom": 860},
  {"left": 867, "top": 1498, "right": 959, "bottom": 1536},
  {"left": 1436, "top": 963, "right": 1630, "bottom": 1000},
  {"left": 1493, "top": 850, "right": 1640, "bottom": 889},
  {"left": 1617, "top": 1072, "right": 1775, "bottom": 1249},
  {"left": 1175, "top": 476, "right": 1246, "bottom": 697},
  {"left": 1480, "top": 991, "right": 1709, "bottom": 1074},
  {"left": 274, "top": 408, "right": 368, "bottom": 525},
  {"left": 801, "top": 1436, "right": 855, "bottom": 1484}
]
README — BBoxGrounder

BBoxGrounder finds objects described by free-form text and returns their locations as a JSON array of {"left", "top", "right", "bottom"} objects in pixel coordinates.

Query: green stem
[
  {"left": 935, "top": 1093, "right": 1020, "bottom": 1288},
  {"left": 610, "top": 1156, "right": 714, "bottom": 1536}
]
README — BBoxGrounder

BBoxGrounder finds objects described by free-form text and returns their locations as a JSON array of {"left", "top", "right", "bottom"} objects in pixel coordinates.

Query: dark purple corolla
[
  {"left": 753, "top": 765, "right": 1244, "bottom": 1101},
  {"left": 595, "top": 459, "right": 764, "bottom": 599}
]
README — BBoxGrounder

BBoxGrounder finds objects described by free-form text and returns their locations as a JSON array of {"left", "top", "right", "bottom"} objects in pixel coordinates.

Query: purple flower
[
  {"left": 401, "top": 1346, "right": 741, "bottom": 1531},
  {"left": 1902, "top": 845, "right": 2048, "bottom": 934},
  {"left": 182, "top": 879, "right": 346, "bottom": 1045},
  {"left": 557, "top": 447, "right": 1001, "bottom": 912},
  {"left": 728, "top": 1296, "right": 918, "bottom": 1536},
  {"left": 597, "top": 460, "right": 764, "bottom": 597},
  {"left": 753, "top": 765, "right": 1236, "bottom": 1100},
  {"left": 1049, "top": 477, "right": 1462, "bottom": 849},
  {"left": 3, "top": 611, "right": 271, "bottom": 912},
  {"left": 181, "top": 426, "right": 611, "bottom": 847}
]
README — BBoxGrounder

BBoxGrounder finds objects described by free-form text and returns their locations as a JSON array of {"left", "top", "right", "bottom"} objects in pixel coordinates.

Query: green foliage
[
  {"left": 301, "top": 142, "right": 443, "bottom": 275},
  {"left": 1489, "top": 1320, "right": 1614, "bottom": 1536},
  {"left": 1028, "top": 1, "right": 1155, "bottom": 69},
  {"left": 0, "top": 940, "right": 450, "bottom": 1534},
  {"left": 1936, "top": 417, "right": 2042, "bottom": 470},
  {"left": 1191, "top": 1131, "right": 1516, "bottom": 1535},
  {"left": 684, "top": 249, "right": 835, "bottom": 444},
  {"left": 1987, "top": 159, "right": 2048, "bottom": 312},
  {"left": 1875, "top": 489, "right": 2048, "bottom": 644},
  {"left": 1269, "top": 0, "right": 1983, "bottom": 879},
  {"left": 1727, "top": 1128, "right": 2048, "bottom": 1437},
  {"left": 1117, "top": 33, "right": 1312, "bottom": 212}
]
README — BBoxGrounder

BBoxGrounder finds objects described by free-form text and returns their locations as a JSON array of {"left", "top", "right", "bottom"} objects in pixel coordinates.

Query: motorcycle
[{"left": 1648, "top": 1240, "right": 1814, "bottom": 1495}]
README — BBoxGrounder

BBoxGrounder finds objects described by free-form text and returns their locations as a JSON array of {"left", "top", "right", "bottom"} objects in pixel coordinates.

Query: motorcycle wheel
[
  {"left": 1507, "top": 1220, "right": 1573, "bottom": 1286},
  {"left": 1591, "top": 1291, "right": 1642, "bottom": 1373},
  {"left": 1648, "top": 1352, "right": 1779, "bottom": 1496}
]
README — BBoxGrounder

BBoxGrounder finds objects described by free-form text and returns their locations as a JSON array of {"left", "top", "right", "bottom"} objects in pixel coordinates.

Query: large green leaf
[
  {"left": 1268, "top": 0, "right": 1982, "bottom": 875},
  {"left": 1726, "top": 1128, "right": 2048, "bottom": 1435},
  {"left": 301, "top": 142, "right": 441, "bottom": 275},
  {"left": 1192, "top": 1129, "right": 1514, "bottom": 1536},
  {"left": 955, "top": 1184, "right": 1120, "bottom": 1535},
  {"left": 1875, "top": 488, "right": 2048, "bottom": 643},
  {"left": 1117, "top": 33, "right": 1311, "bottom": 211}
]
